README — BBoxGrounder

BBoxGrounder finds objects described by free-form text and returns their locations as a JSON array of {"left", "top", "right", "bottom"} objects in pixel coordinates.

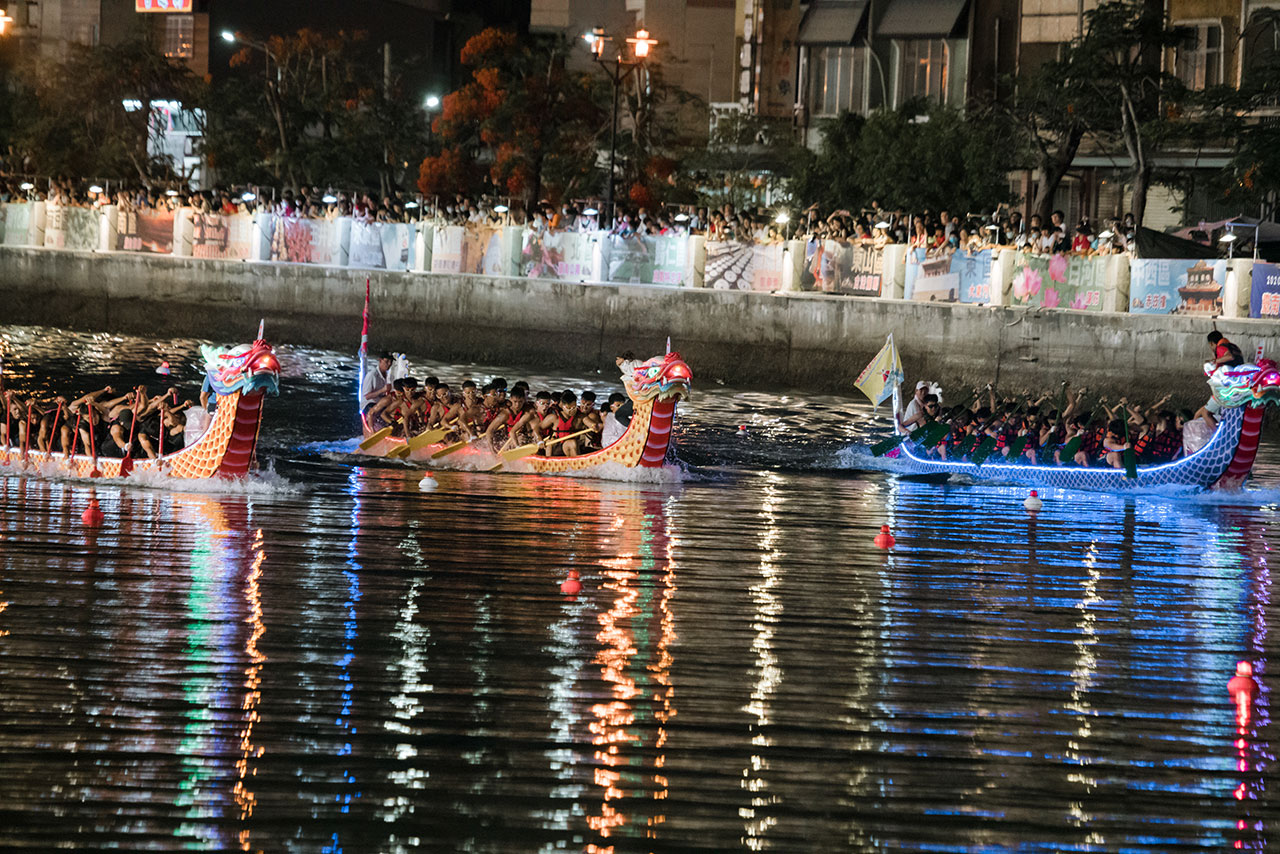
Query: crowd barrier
[{"left": 1, "top": 199, "right": 1273, "bottom": 319}]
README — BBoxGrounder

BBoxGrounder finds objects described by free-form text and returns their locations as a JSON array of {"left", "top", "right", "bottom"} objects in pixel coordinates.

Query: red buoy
[
  {"left": 560, "top": 569, "right": 582, "bottom": 595},
  {"left": 81, "top": 498, "right": 104, "bottom": 527},
  {"left": 1229, "top": 661, "right": 1259, "bottom": 703},
  {"left": 873, "top": 524, "right": 895, "bottom": 549}
]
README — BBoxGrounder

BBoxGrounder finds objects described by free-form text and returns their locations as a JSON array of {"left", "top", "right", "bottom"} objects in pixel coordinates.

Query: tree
[
  {"left": 680, "top": 110, "right": 807, "bottom": 212},
  {"left": 13, "top": 38, "right": 200, "bottom": 180},
  {"left": 798, "top": 101, "right": 1022, "bottom": 215},
  {"left": 419, "top": 29, "right": 601, "bottom": 204},
  {"left": 1008, "top": 61, "right": 1093, "bottom": 223},
  {"left": 212, "top": 28, "right": 427, "bottom": 189},
  {"left": 1064, "top": 0, "right": 1187, "bottom": 226},
  {"left": 788, "top": 112, "right": 865, "bottom": 212}
]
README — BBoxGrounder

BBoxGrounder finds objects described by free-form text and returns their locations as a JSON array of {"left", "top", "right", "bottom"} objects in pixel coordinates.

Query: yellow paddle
[
  {"left": 430, "top": 422, "right": 484, "bottom": 459},
  {"left": 358, "top": 425, "right": 393, "bottom": 450},
  {"left": 385, "top": 423, "right": 451, "bottom": 459},
  {"left": 497, "top": 428, "right": 594, "bottom": 466}
]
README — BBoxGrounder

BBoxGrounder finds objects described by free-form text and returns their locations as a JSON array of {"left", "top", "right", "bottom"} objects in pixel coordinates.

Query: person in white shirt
[
  {"left": 601, "top": 392, "right": 629, "bottom": 447},
  {"left": 898, "top": 381, "right": 940, "bottom": 431},
  {"left": 360, "top": 353, "right": 394, "bottom": 411}
]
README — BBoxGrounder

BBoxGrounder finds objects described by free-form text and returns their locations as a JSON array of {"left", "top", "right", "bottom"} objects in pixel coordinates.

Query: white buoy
[
  {"left": 1024, "top": 490, "right": 1043, "bottom": 511},
  {"left": 418, "top": 474, "right": 438, "bottom": 492},
  {"left": 737, "top": 425, "right": 747, "bottom": 437}
]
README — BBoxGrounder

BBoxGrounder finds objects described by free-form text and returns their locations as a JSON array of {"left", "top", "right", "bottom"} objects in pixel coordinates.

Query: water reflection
[{"left": 2, "top": 441, "right": 1278, "bottom": 851}]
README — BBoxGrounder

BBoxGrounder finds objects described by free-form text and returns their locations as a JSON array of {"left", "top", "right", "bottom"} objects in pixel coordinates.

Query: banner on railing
[
  {"left": 805, "top": 239, "right": 882, "bottom": 295},
  {"left": 191, "top": 212, "right": 252, "bottom": 260},
  {"left": 3, "top": 203, "right": 32, "bottom": 246},
  {"left": 347, "top": 221, "right": 414, "bottom": 271},
  {"left": 1251, "top": 263, "right": 1280, "bottom": 319},
  {"left": 116, "top": 209, "right": 174, "bottom": 253},
  {"left": 706, "top": 241, "right": 785, "bottom": 291},
  {"left": 1009, "top": 252, "right": 1103, "bottom": 311},
  {"left": 523, "top": 229, "right": 592, "bottom": 281},
  {"left": 268, "top": 214, "right": 343, "bottom": 265},
  {"left": 43, "top": 204, "right": 99, "bottom": 251},
  {"left": 904, "top": 247, "right": 993, "bottom": 303},
  {"left": 1129, "top": 258, "right": 1226, "bottom": 315}
]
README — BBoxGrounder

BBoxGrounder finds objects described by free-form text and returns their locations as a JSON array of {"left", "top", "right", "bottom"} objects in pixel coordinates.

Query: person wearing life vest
[
  {"left": 538, "top": 390, "right": 584, "bottom": 457},
  {"left": 1198, "top": 331, "right": 1246, "bottom": 429}
]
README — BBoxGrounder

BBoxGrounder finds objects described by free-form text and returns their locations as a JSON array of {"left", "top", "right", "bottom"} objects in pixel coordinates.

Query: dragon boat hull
[
  {"left": 0, "top": 338, "right": 279, "bottom": 482},
  {"left": 358, "top": 353, "right": 690, "bottom": 476},
  {"left": 891, "top": 406, "right": 1257, "bottom": 492}
]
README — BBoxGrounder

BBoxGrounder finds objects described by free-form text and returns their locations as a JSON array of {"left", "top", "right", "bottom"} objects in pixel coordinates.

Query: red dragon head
[{"left": 630, "top": 352, "right": 692, "bottom": 402}]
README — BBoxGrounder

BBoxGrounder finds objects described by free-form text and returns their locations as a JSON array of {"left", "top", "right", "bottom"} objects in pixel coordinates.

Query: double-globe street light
[{"left": 583, "top": 26, "right": 657, "bottom": 228}]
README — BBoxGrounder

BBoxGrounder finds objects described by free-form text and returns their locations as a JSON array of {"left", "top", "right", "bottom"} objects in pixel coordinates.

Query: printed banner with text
[
  {"left": 1129, "top": 258, "right": 1227, "bottom": 315},
  {"left": 1010, "top": 253, "right": 1104, "bottom": 311}
]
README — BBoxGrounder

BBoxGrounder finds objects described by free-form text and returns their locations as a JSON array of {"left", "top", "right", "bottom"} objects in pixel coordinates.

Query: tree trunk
[
  {"left": 1034, "top": 125, "right": 1084, "bottom": 223},
  {"left": 1120, "top": 87, "right": 1149, "bottom": 227}
]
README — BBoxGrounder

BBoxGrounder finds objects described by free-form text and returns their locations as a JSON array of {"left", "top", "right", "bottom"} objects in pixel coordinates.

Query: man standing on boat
[{"left": 1197, "top": 331, "right": 1246, "bottom": 429}]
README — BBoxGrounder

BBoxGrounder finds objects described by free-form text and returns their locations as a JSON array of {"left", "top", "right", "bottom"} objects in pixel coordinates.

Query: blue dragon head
[
  {"left": 1206, "top": 358, "right": 1280, "bottom": 409},
  {"left": 201, "top": 339, "right": 281, "bottom": 397}
]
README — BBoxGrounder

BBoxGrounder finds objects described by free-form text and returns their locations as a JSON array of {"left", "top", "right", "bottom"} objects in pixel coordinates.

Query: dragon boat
[
  {"left": 888, "top": 360, "right": 1280, "bottom": 492},
  {"left": 0, "top": 338, "right": 280, "bottom": 480},
  {"left": 358, "top": 351, "right": 692, "bottom": 475}
]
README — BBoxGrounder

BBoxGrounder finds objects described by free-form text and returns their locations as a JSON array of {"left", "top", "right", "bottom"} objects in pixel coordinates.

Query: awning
[
  {"left": 877, "top": 0, "right": 968, "bottom": 39},
  {"left": 798, "top": 1, "right": 869, "bottom": 45}
]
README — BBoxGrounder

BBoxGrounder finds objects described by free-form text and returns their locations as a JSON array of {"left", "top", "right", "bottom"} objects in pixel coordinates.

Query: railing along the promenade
[{"left": 0, "top": 199, "right": 1266, "bottom": 319}]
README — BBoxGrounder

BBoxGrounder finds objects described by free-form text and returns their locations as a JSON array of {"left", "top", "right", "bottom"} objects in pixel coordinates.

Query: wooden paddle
[
  {"left": 971, "top": 401, "right": 1026, "bottom": 465},
  {"left": 385, "top": 423, "right": 454, "bottom": 458},
  {"left": 498, "top": 428, "right": 594, "bottom": 465},
  {"left": 359, "top": 425, "right": 393, "bottom": 450}
]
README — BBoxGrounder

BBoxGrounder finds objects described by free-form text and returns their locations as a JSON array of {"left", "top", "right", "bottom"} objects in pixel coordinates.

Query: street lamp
[{"left": 584, "top": 26, "right": 658, "bottom": 228}]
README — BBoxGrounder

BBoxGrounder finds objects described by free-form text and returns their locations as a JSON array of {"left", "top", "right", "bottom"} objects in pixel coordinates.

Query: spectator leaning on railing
[{"left": 0, "top": 172, "right": 1146, "bottom": 257}]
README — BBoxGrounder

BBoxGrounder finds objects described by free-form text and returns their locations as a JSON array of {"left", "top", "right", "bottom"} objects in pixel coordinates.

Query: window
[
  {"left": 162, "top": 15, "right": 194, "bottom": 59},
  {"left": 1243, "top": 10, "right": 1280, "bottom": 86},
  {"left": 809, "top": 45, "right": 866, "bottom": 116},
  {"left": 898, "top": 39, "right": 948, "bottom": 104},
  {"left": 1174, "top": 22, "right": 1223, "bottom": 89}
]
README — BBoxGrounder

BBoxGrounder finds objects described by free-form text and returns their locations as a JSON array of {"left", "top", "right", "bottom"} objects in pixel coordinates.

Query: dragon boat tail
[
  {"left": 0, "top": 338, "right": 280, "bottom": 480},
  {"left": 888, "top": 359, "right": 1280, "bottom": 492},
  {"left": 359, "top": 352, "right": 692, "bottom": 474}
]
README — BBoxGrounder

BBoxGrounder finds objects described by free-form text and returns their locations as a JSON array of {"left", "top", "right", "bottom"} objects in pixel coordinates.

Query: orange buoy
[
  {"left": 873, "top": 524, "right": 895, "bottom": 549},
  {"left": 560, "top": 569, "right": 582, "bottom": 595},
  {"left": 81, "top": 498, "right": 104, "bottom": 527}
]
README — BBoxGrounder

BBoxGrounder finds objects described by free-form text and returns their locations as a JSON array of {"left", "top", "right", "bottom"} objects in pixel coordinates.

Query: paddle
[
  {"left": 498, "top": 427, "right": 594, "bottom": 465},
  {"left": 971, "top": 401, "right": 1025, "bottom": 465},
  {"left": 872, "top": 386, "right": 980, "bottom": 457},
  {"left": 1121, "top": 417, "right": 1138, "bottom": 479},
  {"left": 1059, "top": 400, "right": 1105, "bottom": 463},
  {"left": 387, "top": 421, "right": 458, "bottom": 458},
  {"left": 359, "top": 425, "right": 393, "bottom": 450}
]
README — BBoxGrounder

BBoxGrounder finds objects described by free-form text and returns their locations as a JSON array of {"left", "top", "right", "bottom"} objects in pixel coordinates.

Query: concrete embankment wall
[{"left": 3, "top": 246, "right": 1279, "bottom": 400}]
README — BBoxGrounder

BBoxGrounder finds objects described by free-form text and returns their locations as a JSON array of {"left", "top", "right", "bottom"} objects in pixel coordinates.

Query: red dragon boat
[{"left": 0, "top": 338, "right": 280, "bottom": 480}]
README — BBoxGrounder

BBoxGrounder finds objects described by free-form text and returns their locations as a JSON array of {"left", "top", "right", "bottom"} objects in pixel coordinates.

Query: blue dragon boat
[{"left": 889, "top": 361, "right": 1280, "bottom": 492}]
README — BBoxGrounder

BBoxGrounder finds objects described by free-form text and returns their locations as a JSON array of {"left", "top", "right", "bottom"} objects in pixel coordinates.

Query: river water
[{"left": 0, "top": 325, "right": 1275, "bottom": 852}]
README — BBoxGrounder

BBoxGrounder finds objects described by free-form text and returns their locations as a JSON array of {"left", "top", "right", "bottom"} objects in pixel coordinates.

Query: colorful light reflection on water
[{"left": 0, "top": 326, "right": 1276, "bottom": 851}]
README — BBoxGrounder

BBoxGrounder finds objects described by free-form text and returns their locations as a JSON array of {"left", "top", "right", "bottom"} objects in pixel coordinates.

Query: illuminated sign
[{"left": 135, "top": 0, "right": 192, "bottom": 11}]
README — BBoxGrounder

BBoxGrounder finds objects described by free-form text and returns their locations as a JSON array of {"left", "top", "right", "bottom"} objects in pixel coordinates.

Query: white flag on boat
[{"left": 854, "top": 334, "right": 904, "bottom": 410}]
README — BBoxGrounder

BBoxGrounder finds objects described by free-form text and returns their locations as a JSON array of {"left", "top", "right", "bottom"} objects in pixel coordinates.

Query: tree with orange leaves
[{"left": 418, "top": 28, "right": 601, "bottom": 204}]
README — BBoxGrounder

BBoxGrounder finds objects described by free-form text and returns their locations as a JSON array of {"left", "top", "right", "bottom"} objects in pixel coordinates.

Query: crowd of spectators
[{"left": 0, "top": 175, "right": 1139, "bottom": 256}]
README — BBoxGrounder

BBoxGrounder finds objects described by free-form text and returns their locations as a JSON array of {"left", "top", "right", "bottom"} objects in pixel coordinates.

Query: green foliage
[
  {"left": 679, "top": 110, "right": 806, "bottom": 211},
  {"left": 789, "top": 112, "right": 864, "bottom": 211},
  {"left": 205, "top": 29, "right": 429, "bottom": 189},
  {"left": 791, "top": 102, "right": 1021, "bottom": 215},
  {"left": 12, "top": 38, "right": 200, "bottom": 180}
]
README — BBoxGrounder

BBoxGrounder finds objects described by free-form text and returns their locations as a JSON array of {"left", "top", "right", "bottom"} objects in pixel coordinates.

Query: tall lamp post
[{"left": 584, "top": 26, "right": 657, "bottom": 228}]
